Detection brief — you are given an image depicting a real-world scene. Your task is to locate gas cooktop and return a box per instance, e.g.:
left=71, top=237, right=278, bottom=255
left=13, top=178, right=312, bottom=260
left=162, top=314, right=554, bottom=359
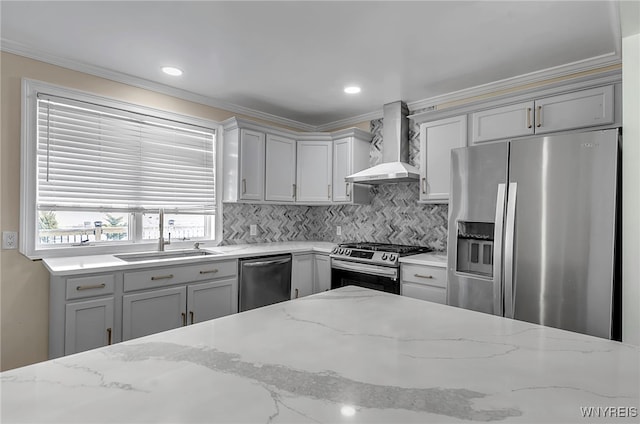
left=330, top=242, right=430, bottom=267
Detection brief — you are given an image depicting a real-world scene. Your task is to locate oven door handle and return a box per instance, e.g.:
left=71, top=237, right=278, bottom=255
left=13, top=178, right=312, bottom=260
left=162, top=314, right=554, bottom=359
left=331, top=260, right=398, bottom=279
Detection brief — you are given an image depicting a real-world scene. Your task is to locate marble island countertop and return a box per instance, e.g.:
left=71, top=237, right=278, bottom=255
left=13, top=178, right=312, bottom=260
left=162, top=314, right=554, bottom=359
left=42, top=241, right=337, bottom=276
left=2, top=286, right=638, bottom=423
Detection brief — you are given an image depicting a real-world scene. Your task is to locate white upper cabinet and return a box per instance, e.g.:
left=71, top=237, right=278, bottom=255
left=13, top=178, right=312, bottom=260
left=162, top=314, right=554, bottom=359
left=471, top=85, right=614, bottom=144
left=471, top=101, right=535, bottom=143
left=239, top=129, right=265, bottom=201
left=419, top=115, right=467, bottom=203
left=332, top=135, right=371, bottom=204
left=296, top=140, right=333, bottom=203
left=265, top=134, right=296, bottom=202
left=534, top=85, right=614, bottom=134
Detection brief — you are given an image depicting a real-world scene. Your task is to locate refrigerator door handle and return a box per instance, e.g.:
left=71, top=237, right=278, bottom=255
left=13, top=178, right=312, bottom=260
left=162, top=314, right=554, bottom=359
left=493, top=184, right=506, bottom=316
left=504, top=182, right=518, bottom=319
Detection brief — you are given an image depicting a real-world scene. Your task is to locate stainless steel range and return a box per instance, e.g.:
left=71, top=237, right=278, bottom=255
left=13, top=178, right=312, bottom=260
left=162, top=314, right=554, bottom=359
left=330, top=242, right=430, bottom=294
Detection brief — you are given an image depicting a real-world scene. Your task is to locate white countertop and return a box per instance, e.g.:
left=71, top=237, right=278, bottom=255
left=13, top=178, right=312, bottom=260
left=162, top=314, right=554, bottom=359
left=2, top=286, right=638, bottom=423
left=42, top=241, right=336, bottom=276
left=399, top=252, right=447, bottom=267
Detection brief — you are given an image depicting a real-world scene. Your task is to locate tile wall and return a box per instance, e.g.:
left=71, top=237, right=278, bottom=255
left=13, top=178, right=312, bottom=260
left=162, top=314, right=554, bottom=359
left=221, top=119, right=448, bottom=251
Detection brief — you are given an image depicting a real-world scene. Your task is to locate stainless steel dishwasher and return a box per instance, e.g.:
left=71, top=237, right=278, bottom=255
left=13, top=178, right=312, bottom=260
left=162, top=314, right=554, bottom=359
left=238, top=254, right=292, bottom=312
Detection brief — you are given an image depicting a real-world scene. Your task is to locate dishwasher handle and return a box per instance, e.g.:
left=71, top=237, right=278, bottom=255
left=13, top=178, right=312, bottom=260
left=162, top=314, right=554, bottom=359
left=242, top=257, right=292, bottom=268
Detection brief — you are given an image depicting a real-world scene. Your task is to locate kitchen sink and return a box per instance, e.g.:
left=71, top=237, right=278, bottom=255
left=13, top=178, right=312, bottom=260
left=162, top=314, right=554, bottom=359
left=115, top=249, right=219, bottom=262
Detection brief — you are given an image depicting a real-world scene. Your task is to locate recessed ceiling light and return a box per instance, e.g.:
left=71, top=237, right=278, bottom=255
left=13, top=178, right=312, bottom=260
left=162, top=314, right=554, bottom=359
left=162, top=66, right=183, bottom=76
left=344, top=86, right=361, bottom=94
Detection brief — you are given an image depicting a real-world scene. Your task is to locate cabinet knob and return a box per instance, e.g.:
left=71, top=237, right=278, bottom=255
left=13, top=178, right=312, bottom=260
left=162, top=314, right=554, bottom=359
left=526, top=107, right=532, bottom=129
left=190, top=311, right=194, bottom=324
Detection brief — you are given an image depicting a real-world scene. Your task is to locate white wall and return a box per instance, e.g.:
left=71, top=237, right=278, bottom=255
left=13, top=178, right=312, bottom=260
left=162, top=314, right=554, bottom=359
left=622, top=33, right=640, bottom=345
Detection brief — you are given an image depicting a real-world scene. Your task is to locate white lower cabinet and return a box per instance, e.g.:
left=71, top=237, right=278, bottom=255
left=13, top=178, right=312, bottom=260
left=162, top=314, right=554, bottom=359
left=187, top=279, right=237, bottom=324
left=64, top=297, right=114, bottom=355
left=291, top=253, right=314, bottom=299
left=123, top=286, right=187, bottom=340
left=291, top=252, right=332, bottom=299
left=401, top=263, right=447, bottom=304
left=122, top=277, right=238, bottom=341
left=314, top=253, right=331, bottom=293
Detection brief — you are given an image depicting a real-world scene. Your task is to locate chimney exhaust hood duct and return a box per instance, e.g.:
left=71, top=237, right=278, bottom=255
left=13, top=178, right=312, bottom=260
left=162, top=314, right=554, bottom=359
left=345, top=101, right=419, bottom=184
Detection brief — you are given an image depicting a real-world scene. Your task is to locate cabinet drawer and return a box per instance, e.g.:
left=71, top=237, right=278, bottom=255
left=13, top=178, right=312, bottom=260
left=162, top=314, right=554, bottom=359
left=402, top=282, right=446, bottom=305
left=401, top=264, right=447, bottom=288
left=66, top=275, right=115, bottom=300
left=124, top=260, right=237, bottom=292
left=182, top=260, right=237, bottom=283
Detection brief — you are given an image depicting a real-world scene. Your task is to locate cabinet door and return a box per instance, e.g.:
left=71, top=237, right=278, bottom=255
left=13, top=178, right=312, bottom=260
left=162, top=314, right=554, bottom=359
left=419, top=115, right=467, bottom=203
left=65, top=298, right=114, bottom=355
left=187, top=278, right=238, bottom=324
left=122, top=286, right=187, bottom=341
left=291, top=254, right=314, bottom=299
left=471, top=101, right=535, bottom=144
left=534, top=85, right=614, bottom=134
left=332, top=137, right=352, bottom=202
left=401, top=282, right=447, bottom=305
left=313, top=254, right=331, bottom=293
left=239, top=129, right=265, bottom=201
left=296, top=141, right=332, bottom=202
left=265, top=134, right=296, bottom=202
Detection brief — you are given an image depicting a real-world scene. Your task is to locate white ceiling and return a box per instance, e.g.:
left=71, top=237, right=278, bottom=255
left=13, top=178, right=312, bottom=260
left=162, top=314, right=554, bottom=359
left=0, top=1, right=621, bottom=130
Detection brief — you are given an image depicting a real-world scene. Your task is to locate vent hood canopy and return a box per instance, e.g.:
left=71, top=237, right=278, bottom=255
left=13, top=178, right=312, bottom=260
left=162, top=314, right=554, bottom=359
left=345, top=101, right=419, bottom=185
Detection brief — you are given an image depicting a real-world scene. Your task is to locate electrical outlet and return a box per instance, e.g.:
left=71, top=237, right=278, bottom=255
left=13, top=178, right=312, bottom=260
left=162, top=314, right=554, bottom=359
left=250, top=224, right=257, bottom=236
left=336, top=226, right=342, bottom=236
left=2, top=231, right=18, bottom=250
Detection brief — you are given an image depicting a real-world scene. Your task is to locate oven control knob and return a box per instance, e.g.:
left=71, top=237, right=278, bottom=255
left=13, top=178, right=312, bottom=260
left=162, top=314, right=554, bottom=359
left=381, top=253, right=388, bottom=260
left=346, top=249, right=352, bottom=255
left=340, top=248, right=346, bottom=254
left=332, top=247, right=337, bottom=254
left=389, top=254, right=396, bottom=261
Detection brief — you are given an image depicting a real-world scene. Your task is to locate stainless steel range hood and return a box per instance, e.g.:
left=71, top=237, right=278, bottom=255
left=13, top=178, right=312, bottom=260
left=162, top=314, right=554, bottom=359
left=345, top=101, right=419, bottom=184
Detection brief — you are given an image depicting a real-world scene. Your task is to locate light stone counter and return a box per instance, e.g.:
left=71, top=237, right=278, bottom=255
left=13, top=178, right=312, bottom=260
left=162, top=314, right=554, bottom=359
left=2, top=286, right=638, bottom=423
left=399, top=252, right=448, bottom=267
left=43, top=241, right=336, bottom=276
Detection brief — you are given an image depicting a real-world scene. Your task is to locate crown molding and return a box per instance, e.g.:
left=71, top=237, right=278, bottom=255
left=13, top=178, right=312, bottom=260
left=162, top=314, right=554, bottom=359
left=2, top=38, right=622, bottom=133
left=1, top=39, right=317, bottom=132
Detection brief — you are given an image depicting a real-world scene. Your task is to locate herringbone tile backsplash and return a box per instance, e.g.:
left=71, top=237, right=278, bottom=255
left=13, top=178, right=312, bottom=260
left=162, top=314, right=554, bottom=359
left=220, top=118, right=448, bottom=251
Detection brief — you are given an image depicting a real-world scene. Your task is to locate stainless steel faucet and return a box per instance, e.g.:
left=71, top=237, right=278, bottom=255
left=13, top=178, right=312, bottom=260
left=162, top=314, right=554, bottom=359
left=158, top=208, right=170, bottom=251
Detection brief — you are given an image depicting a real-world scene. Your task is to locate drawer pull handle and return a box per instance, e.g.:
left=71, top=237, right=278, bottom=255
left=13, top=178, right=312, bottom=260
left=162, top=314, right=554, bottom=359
left=76, top=283, right=106, bottom=291
left=181, top=312, right=187, bottom=326
left=190, top=311, right=194, bottom=324
left=295, top=288, right=299, bottom=298
left=151, top=274, right=174, bottom=281
left=526, top=107, right=532, bottom=129
left=199, top=269, right=219, bottom=274
left=536, top=106, right=542, bottom=128
left=107, top=328, right=112, bottom=345
left=414, top=274, right=434, bottom=279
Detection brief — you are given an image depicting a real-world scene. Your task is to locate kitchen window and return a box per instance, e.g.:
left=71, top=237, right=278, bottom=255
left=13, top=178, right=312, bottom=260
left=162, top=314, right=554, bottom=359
left=20, top=79, right=222, bottom=259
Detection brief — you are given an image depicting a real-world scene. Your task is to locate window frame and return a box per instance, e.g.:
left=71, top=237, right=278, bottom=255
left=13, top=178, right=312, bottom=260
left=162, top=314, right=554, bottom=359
left=20, top=78, right=223, bottom=259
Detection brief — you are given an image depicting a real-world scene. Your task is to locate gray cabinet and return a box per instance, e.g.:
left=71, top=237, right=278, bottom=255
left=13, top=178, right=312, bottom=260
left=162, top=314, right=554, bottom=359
left=265, top=134, right=296, bottom=202
left=291, top=253, right=314, bottom=299
left=64, top=297, right=114, bottom=355
left=332, top=135, right=371, bottom=204
left=122, top=286, right=187, bottom=340
left=419, top=115, right=467, bottom=203
left=187, top=279, right=238, bottom=324
left=401, top=263, right=447, bottom=304
left=313, top=253, right=331, bottom=293
left=471, top=85, right=615, bottom=144
left=296, top=141, right=333, bottom=203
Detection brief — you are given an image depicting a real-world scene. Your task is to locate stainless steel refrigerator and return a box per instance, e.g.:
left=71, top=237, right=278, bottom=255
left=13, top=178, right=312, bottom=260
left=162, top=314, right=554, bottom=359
left=447, top=129, right=619, bottom=339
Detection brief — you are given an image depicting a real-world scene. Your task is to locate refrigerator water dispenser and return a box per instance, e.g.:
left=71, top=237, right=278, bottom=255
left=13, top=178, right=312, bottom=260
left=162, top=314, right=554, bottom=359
left=456, top=221, right=494, bottom=277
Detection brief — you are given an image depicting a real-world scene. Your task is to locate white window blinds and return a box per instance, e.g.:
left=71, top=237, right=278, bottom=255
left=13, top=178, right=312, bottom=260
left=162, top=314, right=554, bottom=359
left=36, top=94, right=216, bottom=213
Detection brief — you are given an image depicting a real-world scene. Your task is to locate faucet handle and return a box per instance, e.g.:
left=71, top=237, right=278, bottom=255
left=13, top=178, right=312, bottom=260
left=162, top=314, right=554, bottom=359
left=194, top=242, right=204, bottom=249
